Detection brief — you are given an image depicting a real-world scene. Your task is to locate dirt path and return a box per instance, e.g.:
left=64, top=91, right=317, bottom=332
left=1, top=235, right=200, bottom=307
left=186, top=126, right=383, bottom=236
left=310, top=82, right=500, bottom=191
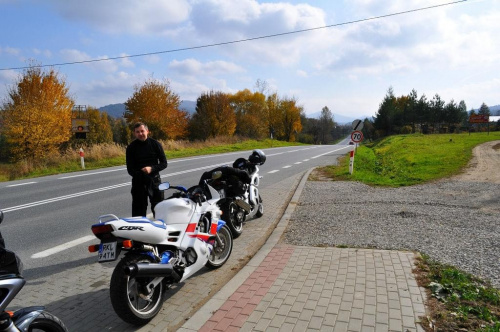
left=453, top=140, right=500, bottom=184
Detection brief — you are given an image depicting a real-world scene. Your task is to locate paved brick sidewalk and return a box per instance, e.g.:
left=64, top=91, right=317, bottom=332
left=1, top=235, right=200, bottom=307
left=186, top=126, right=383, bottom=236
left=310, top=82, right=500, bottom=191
left=179, top=169, right=428, bottom=332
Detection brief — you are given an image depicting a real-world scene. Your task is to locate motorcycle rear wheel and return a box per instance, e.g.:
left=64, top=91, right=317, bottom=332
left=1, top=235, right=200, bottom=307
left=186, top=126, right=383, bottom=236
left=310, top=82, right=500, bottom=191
left=221, top=201, right=244, bottom=238
left=255, top=195, right=264, bottom=218
left=206, top=225, right=233, bottom=269
left=110, top=254, right=165, bottom=326
left=25, top=311, right=68, bottom=332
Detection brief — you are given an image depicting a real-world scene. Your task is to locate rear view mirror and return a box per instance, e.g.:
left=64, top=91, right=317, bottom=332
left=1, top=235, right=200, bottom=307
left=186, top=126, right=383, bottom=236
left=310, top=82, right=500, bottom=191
left=158, top=183, right=170, bottom=191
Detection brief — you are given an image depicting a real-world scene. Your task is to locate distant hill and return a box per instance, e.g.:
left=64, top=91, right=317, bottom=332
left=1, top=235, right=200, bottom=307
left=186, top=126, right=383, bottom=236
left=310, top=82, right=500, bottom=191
left=99, top=100, right=197, bottom=118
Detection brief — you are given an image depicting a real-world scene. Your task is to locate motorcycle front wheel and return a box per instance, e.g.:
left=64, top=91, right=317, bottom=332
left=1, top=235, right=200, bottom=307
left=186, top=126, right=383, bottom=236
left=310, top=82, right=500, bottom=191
left=23, top=311, right=68, bottom=332
left=110, top=254, right=165, bottom=326
left=221, top=201, right=244, bottom=238
left=206, top=225, right=233, bottom=269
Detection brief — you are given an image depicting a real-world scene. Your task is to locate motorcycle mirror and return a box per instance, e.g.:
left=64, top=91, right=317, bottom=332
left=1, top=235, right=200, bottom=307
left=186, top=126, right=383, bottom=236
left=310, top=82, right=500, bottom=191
left=158, top=183, right=170, bottom=191
left=0, top=210, right=3, bottom=224
left=212, top=171, right=222, bottom=180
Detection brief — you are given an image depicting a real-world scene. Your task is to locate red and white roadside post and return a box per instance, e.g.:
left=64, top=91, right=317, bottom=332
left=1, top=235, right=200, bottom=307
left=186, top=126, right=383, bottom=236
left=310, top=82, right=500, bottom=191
left=349, top=150, right=355, bottom=174
left=79, top=148, right=85, bottom=169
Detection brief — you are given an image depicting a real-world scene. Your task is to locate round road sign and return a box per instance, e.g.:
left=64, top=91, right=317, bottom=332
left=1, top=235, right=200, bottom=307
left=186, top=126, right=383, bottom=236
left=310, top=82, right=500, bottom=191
left=351, top=130, right=364, bottom=143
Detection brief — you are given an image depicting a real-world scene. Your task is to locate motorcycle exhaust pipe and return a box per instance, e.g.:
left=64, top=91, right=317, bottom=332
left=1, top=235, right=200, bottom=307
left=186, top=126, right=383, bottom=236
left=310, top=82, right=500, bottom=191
left=124, top=263, right=181, bottom=282
left=235, top=199, right=251, bottom=213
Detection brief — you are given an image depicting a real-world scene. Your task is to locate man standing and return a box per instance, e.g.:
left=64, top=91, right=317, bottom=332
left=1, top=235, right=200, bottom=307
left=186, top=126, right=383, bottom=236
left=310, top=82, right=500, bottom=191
left=126, top=122, right=167, bottom=217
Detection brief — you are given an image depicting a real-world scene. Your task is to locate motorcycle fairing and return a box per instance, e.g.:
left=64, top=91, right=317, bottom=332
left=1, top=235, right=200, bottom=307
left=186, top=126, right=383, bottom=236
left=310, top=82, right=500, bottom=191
left=122, top=217, right=166, bottom=229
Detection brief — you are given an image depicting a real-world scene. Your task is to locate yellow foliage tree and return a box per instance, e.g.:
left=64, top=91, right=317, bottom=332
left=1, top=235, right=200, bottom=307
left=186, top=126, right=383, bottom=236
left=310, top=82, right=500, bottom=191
left=280, top=97, right=303, bottom=142
left=83, top=107, right=113, bottom=144
left=266, top=93, right=303, bottom=142
left=124, top=78, right=188, bottom=140
left=230, top=89, right=267, bottom=139
left=189, top=90, right=236, bottom=140
left=2, top=66, right=74, bottom=162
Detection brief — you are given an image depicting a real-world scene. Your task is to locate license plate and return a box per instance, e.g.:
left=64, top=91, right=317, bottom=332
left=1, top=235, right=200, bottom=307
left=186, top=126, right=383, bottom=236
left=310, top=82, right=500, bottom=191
left=98, top=242, right=117, bottom=262
left=218, top=189, right=225, bottom=198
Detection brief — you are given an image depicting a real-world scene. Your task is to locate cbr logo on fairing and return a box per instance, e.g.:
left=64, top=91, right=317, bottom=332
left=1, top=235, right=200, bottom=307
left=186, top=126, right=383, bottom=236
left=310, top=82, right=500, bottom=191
left=118, top=226, right=145, bottom=231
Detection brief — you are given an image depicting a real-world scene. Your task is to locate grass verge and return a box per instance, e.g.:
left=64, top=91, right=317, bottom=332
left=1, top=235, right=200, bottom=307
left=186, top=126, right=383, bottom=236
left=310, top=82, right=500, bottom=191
left=314, top=132, right=500, bottom=331
left=322, top=132, right=500, bottom=186
left=0, top=138, right=302, bottom=182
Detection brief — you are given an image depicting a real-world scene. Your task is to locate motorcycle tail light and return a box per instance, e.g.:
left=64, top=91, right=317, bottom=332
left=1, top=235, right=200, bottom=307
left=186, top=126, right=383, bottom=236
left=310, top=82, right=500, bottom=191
left=92, top=224, right=113, bottom=236
left=88, top=244, right=99, bottom=252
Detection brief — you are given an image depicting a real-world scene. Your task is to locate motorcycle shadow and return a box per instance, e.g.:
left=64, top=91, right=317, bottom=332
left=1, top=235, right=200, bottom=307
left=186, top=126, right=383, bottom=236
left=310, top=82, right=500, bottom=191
left=11, top=257, right=192, bottom=331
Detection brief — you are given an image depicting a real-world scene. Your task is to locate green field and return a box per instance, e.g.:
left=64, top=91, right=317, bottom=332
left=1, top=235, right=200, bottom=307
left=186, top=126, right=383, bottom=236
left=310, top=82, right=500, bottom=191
left=324, top=132, right=500, bottom=186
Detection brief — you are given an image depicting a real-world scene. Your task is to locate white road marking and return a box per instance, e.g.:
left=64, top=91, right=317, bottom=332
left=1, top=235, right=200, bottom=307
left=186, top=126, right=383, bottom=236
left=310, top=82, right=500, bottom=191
left=311, top=146, right=350, bottom=159
left=283, top=165, right=291, bottom=168
left=294, top=162, right=302, bottom=164
left=31, top=235, right=96, bottom=259
left=59, top=168, right=126, bottom=179
left=268, top=170, right=279, bottom=173
left=3, top=162, right=229, bottom=213
left=6, top=182, right=37, bottom=187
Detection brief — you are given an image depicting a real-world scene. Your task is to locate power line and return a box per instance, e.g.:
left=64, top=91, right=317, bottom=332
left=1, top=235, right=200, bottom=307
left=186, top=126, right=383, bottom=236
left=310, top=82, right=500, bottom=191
left=0, top=0, right=467, bottom=71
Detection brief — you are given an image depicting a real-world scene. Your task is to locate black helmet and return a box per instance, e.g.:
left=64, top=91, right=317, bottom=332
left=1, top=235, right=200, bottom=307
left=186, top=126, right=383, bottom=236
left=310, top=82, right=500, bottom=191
left=248, top=149, right=266, bottom=165
left=233, top=157, right=247, bottom=169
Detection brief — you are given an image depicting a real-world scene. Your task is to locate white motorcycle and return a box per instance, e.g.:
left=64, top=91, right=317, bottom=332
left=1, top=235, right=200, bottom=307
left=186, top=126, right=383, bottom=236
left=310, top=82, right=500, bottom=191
left=88, top=180, right=233, bottom=326
left=0, top=210, right=68, bottom=332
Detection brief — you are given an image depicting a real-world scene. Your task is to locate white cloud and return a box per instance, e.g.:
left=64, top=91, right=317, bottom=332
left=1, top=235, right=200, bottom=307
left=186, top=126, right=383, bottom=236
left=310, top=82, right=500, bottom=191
left=48, top=0, right=191, bottom=34
left=168, top=58, right=245, bottom=77
left=2, top=46, right=21, bottom=56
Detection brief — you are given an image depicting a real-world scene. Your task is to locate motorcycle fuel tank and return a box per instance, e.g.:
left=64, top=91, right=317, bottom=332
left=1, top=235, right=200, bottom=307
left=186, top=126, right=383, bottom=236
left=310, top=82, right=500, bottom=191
left=154, top=197, right=196, bottom=225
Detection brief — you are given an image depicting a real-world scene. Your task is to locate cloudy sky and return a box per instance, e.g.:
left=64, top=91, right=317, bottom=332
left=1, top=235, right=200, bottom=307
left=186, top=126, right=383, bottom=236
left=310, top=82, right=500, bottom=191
left=0, top=0, right=498, bottom=121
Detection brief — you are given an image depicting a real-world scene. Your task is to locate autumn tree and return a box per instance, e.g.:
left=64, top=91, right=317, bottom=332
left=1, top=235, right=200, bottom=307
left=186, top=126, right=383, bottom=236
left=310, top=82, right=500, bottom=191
left=124, top=78, right=189, bottom=140
left=2, top=65, right=74, bottom=162
left=266, top=93, right=284, bottom=140
left=230, top=89, right=267, bottom=139
left=280, top=97, right=303, bottom=142
left=78, top=107, right=113, bottom=144
left=188, top=90, right=236, bottom=140
left=111, top=117, right=131, bottom=145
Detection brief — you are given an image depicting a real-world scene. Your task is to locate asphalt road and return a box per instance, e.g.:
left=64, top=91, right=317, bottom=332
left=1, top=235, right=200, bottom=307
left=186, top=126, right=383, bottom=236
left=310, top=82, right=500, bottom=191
left=0, top=141, right=353, bottom=279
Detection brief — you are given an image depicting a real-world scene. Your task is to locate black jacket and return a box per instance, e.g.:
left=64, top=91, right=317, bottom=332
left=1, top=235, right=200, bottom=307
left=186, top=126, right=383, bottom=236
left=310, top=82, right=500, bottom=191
left=126, top=138, right=167, bottom=179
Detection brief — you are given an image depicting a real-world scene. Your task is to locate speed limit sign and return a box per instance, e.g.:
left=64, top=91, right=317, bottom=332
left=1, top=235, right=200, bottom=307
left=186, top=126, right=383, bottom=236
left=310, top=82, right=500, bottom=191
left=351, top=130, right=364, bottom=143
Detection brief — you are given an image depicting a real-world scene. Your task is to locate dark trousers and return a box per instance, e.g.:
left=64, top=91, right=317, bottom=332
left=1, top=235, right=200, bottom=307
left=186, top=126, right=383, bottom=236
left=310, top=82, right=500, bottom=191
left=131, top=176, right=162, bottom=217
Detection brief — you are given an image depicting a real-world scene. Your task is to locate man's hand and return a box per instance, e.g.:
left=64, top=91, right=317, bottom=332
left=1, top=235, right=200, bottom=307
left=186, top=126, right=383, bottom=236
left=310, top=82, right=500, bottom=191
left=141, top=166, right=152, bottom=174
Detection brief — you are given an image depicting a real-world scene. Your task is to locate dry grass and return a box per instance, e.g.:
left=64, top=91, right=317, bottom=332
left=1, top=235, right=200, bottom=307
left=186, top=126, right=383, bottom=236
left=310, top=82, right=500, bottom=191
left=0, top=136, right=295, bottom=181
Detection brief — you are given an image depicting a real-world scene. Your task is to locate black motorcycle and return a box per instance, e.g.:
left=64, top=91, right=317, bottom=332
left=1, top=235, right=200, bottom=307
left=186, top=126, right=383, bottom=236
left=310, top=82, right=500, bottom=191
left=0, top=210, right=68, bottom=332
left=199, top=149, right=266, bottom=239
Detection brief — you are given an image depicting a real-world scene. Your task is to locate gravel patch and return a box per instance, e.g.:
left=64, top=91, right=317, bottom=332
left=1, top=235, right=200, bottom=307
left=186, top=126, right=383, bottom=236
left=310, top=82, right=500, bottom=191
left=284, top=170, right=500, bottom=288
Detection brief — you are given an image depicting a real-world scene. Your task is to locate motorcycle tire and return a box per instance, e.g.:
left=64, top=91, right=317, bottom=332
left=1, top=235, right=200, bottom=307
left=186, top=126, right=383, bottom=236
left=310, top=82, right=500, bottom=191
left=255, top=195, right=264, bottom=218
left=221, top=201, right=244, bottom=239
left=25, top=311, right=68, bottom=332
left=110, top=254, right=165, bottom=326
left=206, top=224, right=233, bottom=269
